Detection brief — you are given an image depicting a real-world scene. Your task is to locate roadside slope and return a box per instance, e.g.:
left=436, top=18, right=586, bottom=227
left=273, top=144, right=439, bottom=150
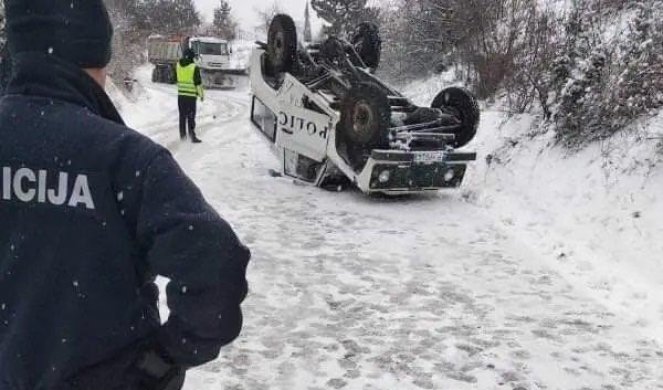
left=405, top=76, right=663, bottom=344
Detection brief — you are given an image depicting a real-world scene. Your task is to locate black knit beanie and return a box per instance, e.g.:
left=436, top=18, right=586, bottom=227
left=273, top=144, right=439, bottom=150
left=5, top=0, right=114, bottom=68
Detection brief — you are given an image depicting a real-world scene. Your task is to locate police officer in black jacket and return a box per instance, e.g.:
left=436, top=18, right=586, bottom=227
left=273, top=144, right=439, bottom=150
left=0, top=1, right=250, bottom=389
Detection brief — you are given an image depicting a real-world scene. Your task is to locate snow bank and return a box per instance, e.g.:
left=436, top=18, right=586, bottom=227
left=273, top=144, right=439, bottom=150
left=404, top=73, right=663, bottom=343
left=228, top=39, right=254, bottom=72
left=105, top=77, right=132, bottom=113
left=476, top=113, right=662, bottom=342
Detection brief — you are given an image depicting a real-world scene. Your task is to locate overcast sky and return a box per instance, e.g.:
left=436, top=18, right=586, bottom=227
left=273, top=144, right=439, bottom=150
left=194, top=0, right=322, bottom=33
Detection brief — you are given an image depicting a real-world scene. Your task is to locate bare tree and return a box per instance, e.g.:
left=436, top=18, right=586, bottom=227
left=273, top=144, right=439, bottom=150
left=255, top=1, right=283, bottom=35
left=212, top=0, right=238, bottom=40
left=311, top=0, right=380, bottom=36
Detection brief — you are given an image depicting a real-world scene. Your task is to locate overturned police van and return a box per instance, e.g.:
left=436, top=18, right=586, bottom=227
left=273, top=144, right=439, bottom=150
left=250, top=14, right=480, bottom=195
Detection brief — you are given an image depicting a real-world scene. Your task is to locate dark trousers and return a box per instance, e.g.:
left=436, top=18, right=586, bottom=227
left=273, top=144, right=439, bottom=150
left=178, top=95, right=197, bottom=140
left=63, top=338, right=186, bottom=390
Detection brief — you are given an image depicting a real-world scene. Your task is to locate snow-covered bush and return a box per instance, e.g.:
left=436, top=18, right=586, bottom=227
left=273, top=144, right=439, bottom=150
left=610, top=2, right=663, bottom=128
left=554, top=46, right=611, bottom=142
left=552, top=0, right=663, bottom=145
left=377, top=0, right=452, bottom=86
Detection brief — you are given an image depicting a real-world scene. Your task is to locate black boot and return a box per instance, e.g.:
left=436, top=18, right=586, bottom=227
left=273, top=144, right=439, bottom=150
left=190, top=129, right=202, bottom=143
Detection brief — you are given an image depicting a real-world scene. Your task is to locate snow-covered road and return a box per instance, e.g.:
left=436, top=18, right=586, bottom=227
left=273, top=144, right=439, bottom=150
left=117, top=71, right=663, bottom=390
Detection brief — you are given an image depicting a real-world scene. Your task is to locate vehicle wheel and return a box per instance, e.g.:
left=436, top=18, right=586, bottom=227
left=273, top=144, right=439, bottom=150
left=352, top=22, right=381, bottom=70
left=268, top=14, right=298, bottom=74
left=169, top=65, right=178, bottom=84
left=151, top=67, right=158, bottom=83
left=340, top=82, right=390, bottom=155
left=432, top=87, right=480, bottom=148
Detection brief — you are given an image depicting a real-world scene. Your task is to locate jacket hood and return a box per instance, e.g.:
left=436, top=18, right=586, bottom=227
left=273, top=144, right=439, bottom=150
left=179, top=57, right=195, bottom=67
left=5, top=52, right=124, bottom=125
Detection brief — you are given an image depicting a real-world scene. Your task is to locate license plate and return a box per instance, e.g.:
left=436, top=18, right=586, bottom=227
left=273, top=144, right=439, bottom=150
left=413, top=151, right=446, bottom=163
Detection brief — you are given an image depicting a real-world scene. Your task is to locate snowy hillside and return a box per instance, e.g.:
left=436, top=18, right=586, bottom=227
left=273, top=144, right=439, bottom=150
left=405, top=73, right=663, bottom=345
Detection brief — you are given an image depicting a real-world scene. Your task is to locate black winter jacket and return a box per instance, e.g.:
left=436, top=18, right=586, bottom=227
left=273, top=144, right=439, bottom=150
left=0, top=52, right=250, bottom=390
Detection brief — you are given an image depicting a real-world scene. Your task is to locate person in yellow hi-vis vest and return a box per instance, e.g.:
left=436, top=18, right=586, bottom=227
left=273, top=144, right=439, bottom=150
left=176, top=48, right=204, bottom=143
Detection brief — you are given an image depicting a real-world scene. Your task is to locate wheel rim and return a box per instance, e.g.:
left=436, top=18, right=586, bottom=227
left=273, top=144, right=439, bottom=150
left=352, top=101, right=375, bottom=139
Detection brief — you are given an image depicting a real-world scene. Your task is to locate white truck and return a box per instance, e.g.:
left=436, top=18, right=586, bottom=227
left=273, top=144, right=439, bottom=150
left=148, top=35, right=246, bottom=89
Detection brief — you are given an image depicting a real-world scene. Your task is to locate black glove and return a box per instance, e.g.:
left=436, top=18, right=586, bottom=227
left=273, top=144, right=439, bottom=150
left=136, top=349, right=186, bottom=390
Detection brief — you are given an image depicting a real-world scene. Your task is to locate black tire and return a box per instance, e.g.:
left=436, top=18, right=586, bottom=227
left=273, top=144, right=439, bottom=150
left=151, top=67, right=158, bottom=83
left=339, top=82, right=390, bottom=154
left=352, top=22, right=381, bottom=70
left=167, top=65, right=177, bottom=85
left=267, top=14, right=298, bottom=74
left=157, top=66, right=167, bottom=83
left=432, top=87, right=480, bottom=148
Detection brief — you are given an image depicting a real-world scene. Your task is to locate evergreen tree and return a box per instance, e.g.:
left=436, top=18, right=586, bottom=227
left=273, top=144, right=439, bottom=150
left=213, top=0, right=237, bottom=40
left=132, top=0, right=200, bottom=34
left=611, top=1, right=663, bottom=126
left=311, top=0, right=379, bottom=36
left=255, top=1, right=282, bottom=35
left=304, top=1, right=313, bottom=42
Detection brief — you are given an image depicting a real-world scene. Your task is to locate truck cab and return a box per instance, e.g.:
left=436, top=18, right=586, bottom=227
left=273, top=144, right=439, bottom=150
left=189, top=37, right=231, bottom=73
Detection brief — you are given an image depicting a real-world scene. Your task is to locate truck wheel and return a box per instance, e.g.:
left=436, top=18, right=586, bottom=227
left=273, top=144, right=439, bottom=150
left=339, top=83, right=390, bottom=170
left=151, top=67, right=158, bottom=83
left=432, top=87, right=480, bottom=148
left=268, top=14, right=297, bottom=74
left=167, top=65, right=177, bottom=85
left=352, top=22, right=381, bottom=70
left=215, top=72, right=230, bottom=87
